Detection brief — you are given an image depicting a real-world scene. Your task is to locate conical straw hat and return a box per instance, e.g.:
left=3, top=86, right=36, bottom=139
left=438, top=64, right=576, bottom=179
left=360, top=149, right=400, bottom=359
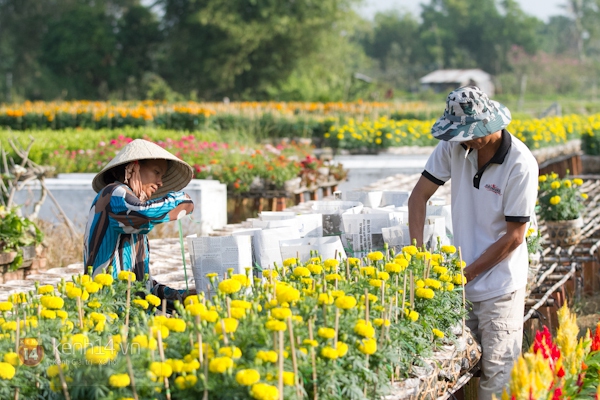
left=92, top=139, right=193, bottom=199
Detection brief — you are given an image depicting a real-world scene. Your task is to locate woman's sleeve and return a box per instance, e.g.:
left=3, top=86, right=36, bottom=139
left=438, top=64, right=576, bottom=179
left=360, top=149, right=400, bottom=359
left=108, top=185, right=194, bottom=234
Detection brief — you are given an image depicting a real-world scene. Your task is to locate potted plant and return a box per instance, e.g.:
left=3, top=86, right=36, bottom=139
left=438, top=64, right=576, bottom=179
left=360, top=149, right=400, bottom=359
left=0, top=206, right=44, bottom=271
left=526, top=226, right=543, bottom=293
left=536, top=173, right=588, bottom=247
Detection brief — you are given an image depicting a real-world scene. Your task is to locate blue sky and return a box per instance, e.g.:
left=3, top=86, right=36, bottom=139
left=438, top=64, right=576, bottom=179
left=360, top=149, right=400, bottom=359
left=356, top=0, right=567, bottom=22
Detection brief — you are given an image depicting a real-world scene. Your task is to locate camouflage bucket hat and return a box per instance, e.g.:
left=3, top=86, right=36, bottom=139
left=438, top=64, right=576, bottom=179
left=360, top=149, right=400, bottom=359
left=431, top=86, right=512, bottom=142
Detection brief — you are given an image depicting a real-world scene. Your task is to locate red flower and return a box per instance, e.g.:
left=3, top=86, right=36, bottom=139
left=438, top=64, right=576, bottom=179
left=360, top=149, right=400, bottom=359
left=533, top=326, right=561, bottom=365
left=552, top=387, right=563, bottom=400
left=592, top=322, right=600, bottom=352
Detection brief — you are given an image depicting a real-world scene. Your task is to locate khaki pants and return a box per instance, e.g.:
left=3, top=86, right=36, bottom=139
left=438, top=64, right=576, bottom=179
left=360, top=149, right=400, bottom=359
left=465, top=287, right=525, bottom=400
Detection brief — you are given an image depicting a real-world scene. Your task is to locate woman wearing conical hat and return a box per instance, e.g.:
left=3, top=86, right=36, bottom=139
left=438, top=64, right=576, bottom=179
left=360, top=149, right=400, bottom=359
left=84, top=139, right=195, bottom=304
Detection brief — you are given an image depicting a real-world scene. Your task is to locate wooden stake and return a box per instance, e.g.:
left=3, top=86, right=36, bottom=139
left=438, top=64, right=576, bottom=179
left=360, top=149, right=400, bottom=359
left=458, top=247, right=467, bottom=336
left=125, top=277, right=131, bottom=330
left=334, top=309, right=340, bottom=347
left=77, top=297, right=83, bottom=329
left=409, top=271, right=414, bottom=310
left=162, top=298, right=167, bottom=315
left=278, top=330, right=284, bottom=400
left=395, top=274, right=399, bottom=324
left=364, top=288, right=370, bottom=323
left=157, top=330, right=171, bottom=400
left=308, top=319, right=318, bottom=400
left=220, top=319, right=229, bottom=345
left=51, top=338, right=71, bottom=400
left=226, top=297, right=231, bottom=319
left=287, top=317, right=301, bottom=399
left=401, top=273, right=407, bottom=319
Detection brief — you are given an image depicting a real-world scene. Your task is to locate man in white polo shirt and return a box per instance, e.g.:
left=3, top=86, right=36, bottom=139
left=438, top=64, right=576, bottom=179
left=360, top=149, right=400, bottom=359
left=408, top=86, right=538, bottom=400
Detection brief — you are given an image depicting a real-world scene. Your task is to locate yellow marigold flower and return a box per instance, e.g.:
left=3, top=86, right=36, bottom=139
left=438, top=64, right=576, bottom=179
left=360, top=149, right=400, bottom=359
left=293, top=267, right=311, bottom=277
left=424, top=278, right=442, bottom=289
left=150, top=361, right=173, bottom=378
left=84, top=282, right=101, bottom=294
left=41, top=309, right=56, bottom=319
left=539, top=175, right=547, bottom=182
left=117, top=271, right=136, bottom=282
left=232, top=273, right=251, bottom=287
left=88, top=300, right=101, bottom=309
left=66, top=287, right=82, bottom=299
left=109, top=373, right=130, bottom=388
left=453, top=274, right=467, bottom=285
left=283, top=258, right=298, bottom=267
left=384, top=262, right=402, bottom=273
left=283, top=371, right=295, bottom=386
left=433, top=266, right=448, bottom=275
left=231, top=300, right=251, bottom=309
left=303, top=339, right=318, bottom=347
left=441, top=245, right=456, bottom=254
left=236, top=369, right=261, bottom=386
left=336, top=341, right=349, bottom=357
left=146, top=294, right=161, bottom=307
left=271, top=307, right=292, bottom=320
left=0, top=362, right=16, bottom=380
left=416, top=287, right=435, bottom=299
left=367, top=251, right=384, bottom=261
left=209, top=357, right=234, bottom=374
left=85, top=346, right=117, bottom=365
left=250, top=383, right=279, bottom=400
left=0, top=302, right=12, bottom=312
left=301, top=277, right=313, bottom=285
left=184, top=294, right=200, bottom=305
left=431, top=254, right=443, bottom=262
left=256, top=350, right=278, bottom=363
left=133, top=299, right=149, bottom=310
left=374, top=318, right=391, bottom=327
left=263, top=269, right=278, bottom=279
left=230, top=307, right=246, bottom=319
left=573, top=178, right=583, bottom=186
left=47, top=364, right=67, bottom=378
left=200, top=310, right=219, bottom=323
left=70, top=333, right=90, bottom=349
left=358, top=338, right=377, bottom=355
left=94, top=274, right=114, bottom=286
left=275, top=285, right=300, bottom=304
left=348, top=257, right=360, bottom=266
left=377, top=271, right=390, bottom=281
left=216, top=318, right=239, bottom=334
left=131, top=334, right=157, bottom=351
left=445, top=282, right=455, bottom=291
left=354, top=319, right=375, bottom=338
left=325, top=273, right=343, bottom=282
left=551, top=181, right=561, bottom=189
left=89, top=312, right=106, bottom=323
left=219, top=346, right=242, bottom=359
left=41, top=296, right=64, bottom=310
left=360, top=293, right=378, bottom=304
left=320, top=346, right=338, bottom=360
left=3, top=352, right=18, bottom=367
left=335, top=295, right=357, bottom=310
left=38, top=285, right=54, bottom=295
left=323, top=259, right=339, bottom=271
left=415, top=279, right=425, bottom=288
left=9, top=293, right=26, bottom=304
left=405, top=309, right=419, bottom=321
left=416, top=251, right=431, bottom=260
left=369, top=279, right=383, bottom=288
left=166, top=359, right=184, bottom=373
left=317, top=327, right=336, bottom=339
left=402, top=245, right=418, bottom=255
left=549, top=195, right=561, bottom=205
left=360, top=266, right=376, bottom=276
left=265, top=320, right=286, bottom=331
left=306, top=264, right=323, bottom=274
left=432, top=329, right=445, bottom=339
left=439, top=274, right=452, bottom=282
left=582, top=193, right=589, bottom=199
left=218, top=279, right=242, bottom=294
left=206, top=272, right=219, bottom=279
left=165, top=318, right=186, bottom=332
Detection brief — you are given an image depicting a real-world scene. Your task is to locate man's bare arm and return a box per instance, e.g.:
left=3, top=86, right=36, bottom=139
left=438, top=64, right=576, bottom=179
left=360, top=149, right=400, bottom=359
left=408, top=176, right=440, bottom=247
left=463, top=221, right=527, bottom=282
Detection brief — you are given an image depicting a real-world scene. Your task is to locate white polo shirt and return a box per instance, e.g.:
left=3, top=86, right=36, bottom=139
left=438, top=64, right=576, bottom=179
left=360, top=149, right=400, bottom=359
left=423, top=130, right=538, bottom=302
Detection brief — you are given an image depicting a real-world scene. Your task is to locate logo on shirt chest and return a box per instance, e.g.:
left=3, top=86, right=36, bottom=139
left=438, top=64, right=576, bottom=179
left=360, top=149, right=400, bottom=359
left=484, top=183, right=502, bottom=195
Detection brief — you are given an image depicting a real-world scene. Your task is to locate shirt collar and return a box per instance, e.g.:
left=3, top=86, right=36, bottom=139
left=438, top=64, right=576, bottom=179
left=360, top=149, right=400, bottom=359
left=460, top=129, right=511, bottom=164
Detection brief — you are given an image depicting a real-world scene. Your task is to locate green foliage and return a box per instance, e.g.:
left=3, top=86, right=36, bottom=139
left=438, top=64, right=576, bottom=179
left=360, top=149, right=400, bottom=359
left=0, top=206, right=44, bottom=271
left=536, top=174, right=587, bottom=221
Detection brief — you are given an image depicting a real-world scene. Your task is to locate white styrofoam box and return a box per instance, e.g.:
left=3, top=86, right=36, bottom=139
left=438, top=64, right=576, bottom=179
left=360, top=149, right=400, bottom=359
left=259, top=211, right=296, bottom=221
left=187, top=235, right=252, bottom=294
left=342, top=190, right=383, bottom=208
left=279, top=236, right=346, bottom=262
left=380, top=191, right=411, bottom=207
left=311, top=201, right=363, bottom=236
left=12, top=177, right=227, bottom=235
